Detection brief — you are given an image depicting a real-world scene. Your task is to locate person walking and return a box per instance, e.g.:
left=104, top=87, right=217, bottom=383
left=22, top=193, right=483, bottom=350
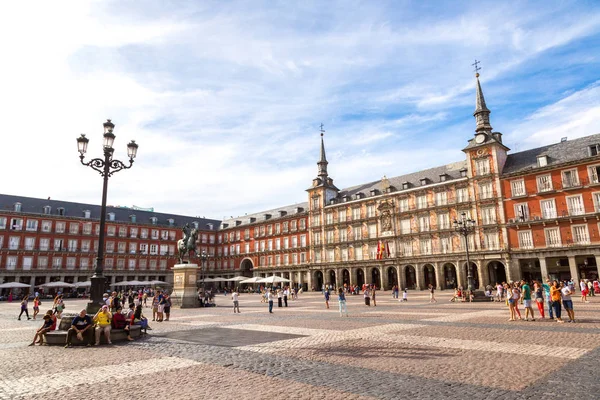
left=338, top=288, right=348, bottom=317
left=561, top=282, right=576, bottom=322
left=232, top=288, right=240, bottom=313
left=32, top=296, right=41, bottom=320
left=267, top=290, right=274, bottom=313
left=428, top=284, right=437, bottom=303
left=580, top=280, right=589, bottom=303
left=543, top=279, right=553, bottom=319
left=364, top=287, right=370, bottom=306
left=550, top=281, right=564, bottom=323
left=324, top=289, right=330, bottom=309
left=283, top=287, right=289, bottom=307
left=277, top=289, right=283, bottom=308
left=521, top=280, right=535, bottom=321
left=18, top=295, right=31, bottom=320
left=371, top=286, right=377, bottom=307
left=533, top=281, right=545, bottom=318
left=402, top=288, right=408, bottom=302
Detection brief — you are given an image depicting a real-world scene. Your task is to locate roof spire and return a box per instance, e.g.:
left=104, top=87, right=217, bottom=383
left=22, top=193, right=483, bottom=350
left=472, top=60, right=492, bottom=134
left=318, top=123, right=328, bottom=179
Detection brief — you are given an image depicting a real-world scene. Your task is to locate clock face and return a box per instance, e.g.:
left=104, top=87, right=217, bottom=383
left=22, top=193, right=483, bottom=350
left=475, top=134, right=486, bottom=144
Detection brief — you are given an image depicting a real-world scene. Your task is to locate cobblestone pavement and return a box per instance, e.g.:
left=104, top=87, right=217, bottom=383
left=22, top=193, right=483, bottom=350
left=1, top=291, right=599, bottom=399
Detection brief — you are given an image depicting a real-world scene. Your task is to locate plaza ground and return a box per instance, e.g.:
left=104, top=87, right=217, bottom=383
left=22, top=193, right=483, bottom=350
left=1, top=291, right=599, bottom=399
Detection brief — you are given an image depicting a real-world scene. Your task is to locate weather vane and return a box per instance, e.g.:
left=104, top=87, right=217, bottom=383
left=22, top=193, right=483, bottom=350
left=472, top=59, right=481, bottom=75
left=320, top=123, right=325, bottom=137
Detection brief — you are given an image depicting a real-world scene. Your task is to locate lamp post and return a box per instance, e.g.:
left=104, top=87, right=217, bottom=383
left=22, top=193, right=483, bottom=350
left=199, top=250, right=209, bottom=305
left=77, top=120, right=138, bottom=313
left=453, top=212, right=476, bottom=293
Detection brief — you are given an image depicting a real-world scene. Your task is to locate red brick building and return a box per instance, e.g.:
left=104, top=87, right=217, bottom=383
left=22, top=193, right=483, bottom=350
left=0, top=194, right=219, bottom=292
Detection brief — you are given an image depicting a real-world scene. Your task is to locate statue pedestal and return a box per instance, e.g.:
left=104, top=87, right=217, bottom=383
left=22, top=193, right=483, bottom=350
left=171, top=263, right=199, bottom=308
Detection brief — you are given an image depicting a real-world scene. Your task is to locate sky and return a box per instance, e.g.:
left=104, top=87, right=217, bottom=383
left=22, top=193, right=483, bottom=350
left=1, top=0, right=599, bottom=220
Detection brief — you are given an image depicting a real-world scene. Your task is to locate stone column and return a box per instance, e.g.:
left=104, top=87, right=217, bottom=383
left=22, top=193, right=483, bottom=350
left=455, top=260, right=464, bottom=289
left=381, top=266, right=388, bottom=290
left=415, top=264, right=423, bottom=290
left=335, top=268, right=343, bottom=290
left=398, top=265, right=406, bottom=290
left=349, top=267, right=356, bottom=287
left=567, top=256, right=579, bottom=287
left=171, top=263, right=199, bottom=308
left=539, top=258, right=549, bottom=281
left=306, top=270, right=313, bottom=291
left=477, top=260, right=489, bottom=289
left=434, top=262, right=443, bottom=290
left=29, top=276, right=36, bottom=293
left=507, top=258, right=520, bottom=283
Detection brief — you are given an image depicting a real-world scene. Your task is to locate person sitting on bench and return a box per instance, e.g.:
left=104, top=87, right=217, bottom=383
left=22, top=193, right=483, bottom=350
left=111, top=306, right=133, bottom=341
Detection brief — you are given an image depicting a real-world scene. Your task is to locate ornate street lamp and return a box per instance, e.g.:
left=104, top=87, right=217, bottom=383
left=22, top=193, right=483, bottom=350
left=77, top=120, right=138, bottom=313
left=453, top=212, right=476, bottom=293
left=198, top=250, right=209, bottom=305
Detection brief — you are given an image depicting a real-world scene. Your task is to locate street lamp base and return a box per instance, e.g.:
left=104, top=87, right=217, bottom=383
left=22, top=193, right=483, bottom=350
left=86, top=275, right=107, bottom=314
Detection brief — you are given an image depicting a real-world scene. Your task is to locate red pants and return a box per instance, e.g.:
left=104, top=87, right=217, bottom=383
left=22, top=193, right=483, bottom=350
left=535, top=299, right=545, bottom=318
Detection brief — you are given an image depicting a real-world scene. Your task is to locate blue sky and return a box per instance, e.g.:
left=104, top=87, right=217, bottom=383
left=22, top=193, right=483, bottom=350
left=1, top=1, right=599, bottom=219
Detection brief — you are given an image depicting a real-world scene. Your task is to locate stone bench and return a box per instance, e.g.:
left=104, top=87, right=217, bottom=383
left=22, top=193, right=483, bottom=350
left=44, top=313, right=145, bottom=346
left=45, top=325, right=143, bottom=345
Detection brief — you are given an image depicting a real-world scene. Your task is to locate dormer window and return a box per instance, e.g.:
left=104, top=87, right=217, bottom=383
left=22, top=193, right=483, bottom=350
left=14, top=203, right=22, bottom=212
left=537, top=155, right=548, bottom=167
left=129, top=214, right=137, bottom=223
left=150, top=217, right=158, bottom=225
left=589, top=145, right=600, bottom=156
left=420, top=178, right=428, bottom=186
left=43, top=206, right=52, bottom=215
left=108, top=212, right=116, bottom=221
left=460, top=169, right=468, bottom=178
left=57, top=207, right=65, bottom=216
left=206, top=223, right=213, bottom=230
left=168, top=218, right=175, bottom=226
left=83, top=210, right=91, bottom=219
left=439, top=174, right=447, bottom=182
left=192, top=221, right=199, bottom=229
left=402, top=182, right=410, bottom=190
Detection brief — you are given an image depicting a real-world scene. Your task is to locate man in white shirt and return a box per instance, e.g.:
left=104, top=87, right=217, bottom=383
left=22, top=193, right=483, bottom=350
left=267, top=290, right=274, bottom=313
left=561, top=283, right=575, bottom=322
left=232, top=289, right=240, bottom=313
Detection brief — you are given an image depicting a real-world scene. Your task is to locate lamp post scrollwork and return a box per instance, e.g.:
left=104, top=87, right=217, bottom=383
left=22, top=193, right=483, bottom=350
left=453, top=212, right=476, bottom=294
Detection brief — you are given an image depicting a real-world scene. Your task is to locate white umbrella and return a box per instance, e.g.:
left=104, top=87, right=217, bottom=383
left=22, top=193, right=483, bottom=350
left=127, top=280, right=146, bottom=286
left=110, top=281, right=131, bottom=287
left=73, top=281, right=91, bottom=288
left=256, top=276, right=291, bottom=284
left=239, top=277, right=261, bottom=284
left=39, top=281, right=75, bottom=288
left=197, top=277, right=218, bottom=283
left=0, top=282, right=31, bottom=289
left=226, top=276, right=251, bottom=282
left=149, top=280, right=171, bottom=286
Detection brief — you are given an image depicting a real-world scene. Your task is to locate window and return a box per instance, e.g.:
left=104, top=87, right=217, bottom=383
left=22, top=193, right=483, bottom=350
left=26, top=220, right=38, bottom=231
left=105, top=258, right=114, bottom=268
left=161, top=230, right=169, bottom=240
left=402, top=182, right=410, bottom=190
left=418, top=216, right=430, bottom=232
left=479, top=182, right=493, bottom=199
left=460, top=169, right=468, bottom=178
left=82, top=240, right=90, bottom=252
left=511, top=179, right=526, bottom=197
left=299, top=219, right=306, bottom=230
left=313, top=233, right=320, bottom=246
left=326, top=212, right=333, bottom=224
left=399, top=198, right=409, bottom=212
left=282, top=222, right=288, bottom=232
left=0, top=217, right=6, bottom=229
left=326, top=250, right=334, bottom=263
left=14, top=203, right=22, bottom=212
left=593, top=192, right=600, bottom=213
left=540, top=199, right=557, bottom=219
left=117, top=259, right=125, bottom=269
left=400, top=241, right=413, bottom=256
left=435, top=192, right=447, bottom=206
left=82, top=223, right=92, bottom=234
left=475, top=159, right=490, bottom=175
left=368, top=224, right=377, bottom=238
left=400, top=219, right=411, bottom=234
left=0, top=236, right=3, bottom=250
left=117, top=226, right=126, bottom=237
left=118, top=242, right=127, bottom=254
left=338, top=209, right=346, bottom=222
left=588, top=165, right=600, bottom=184
left=536, top=174, right=553, bottom=192
left=284, top=254, right=290, bottom=265
left=106, top=241, right=114, bottom=253
left=68, top=239, right=78, bottom=252
left=53, top=239, right=64, bottom=251
left=300, top=234, right=306, bottom=247
left=589, top=144, right=600, bottom=156
left=38, top=257, right=48, bottom=268
left=52, top=257, right=63, bottom=269
left=39, top=238, right=49, bottom=251
left=54, top=222, right=65, bottom=233
left=355, top=246, right=363, bottom=261
left=43, top=206, right=52, bottom=214
left=84, top=210, right=91, bottom=219
left=566, top=195, right=585, bottom=216
left=440, top=236, right=452, bottom=254
left=366, top=205, right=375, bottom=218
left=537, top=156, right=548, bottom=167
left=10, top=218, right=23, bottom=231
left=562, top=169, right=579, bottom=188
left=352, top=208, right=361, bottom=220
left=481, top=207, right=496, bottom=225
left=267, top=239, right=273, bottom=250
left=106, top=226, right=116, bottom=236
left=291, top=220, right=297, bottom=231
left=151, top=229, right=159, bottom=239
left=339, top=229, right=347, bottom=242
left=438, top=213, right=450, bottom=230
left=420, top=238, right=432, bottom=255
left=341, top=248, right=348, bottom=261
left=129, top=227, right=138, bottom=238
left=150, top=244, right=158, bottom=255
left=456, top=188, right=469, bottom=203
left=140, top=229, right=148, bottom=239
left=139, top=259, right=147, bottom=270
left=81, top=258, right=89, bottom=269
left=292, top=236, right=298, bottom=248
left=128, top=259, right=136, bottom=270
left=6, top=256, right=17, bottom=270
left=416, top=195, right=427, bottom=209
left=260, top=241, right=265, bottom=251
left=352, top=226, right=362, bottom=240
left=572, top=225, right=590, bottom=244
left=66, top=257, right=76, bottom=269
left=9, top=237, right=20, bottom=250
left=139, top=243, right=148, bottom=254
left=515, top=203, right=530, bottom=222
left=518, top=231, right=534, bottom=249
left=108, top=213, right=115, bottom=221
left=484, top=232, right=499, bottom=250
left=69, top=223, right=79, bottom=234
left=274, top=225, right=279, bottom=235
left=545, top=227, right=561, bottom=247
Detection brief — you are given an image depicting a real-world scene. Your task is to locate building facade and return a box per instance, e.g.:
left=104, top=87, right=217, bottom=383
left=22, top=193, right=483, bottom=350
left=0, top=194, right=219, bottom=290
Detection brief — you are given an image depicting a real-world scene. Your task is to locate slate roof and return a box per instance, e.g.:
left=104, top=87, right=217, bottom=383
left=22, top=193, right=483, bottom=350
left=338, top=160, right=468, bottom=199
left=502, top=133, right=600, bottom=175
left=220, top=202, right=308, bottom=229
left=0, top=193, right=220, bottom=230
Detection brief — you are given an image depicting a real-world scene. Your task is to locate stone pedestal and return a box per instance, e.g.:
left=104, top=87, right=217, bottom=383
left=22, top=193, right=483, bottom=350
left=171, top=263, right=199, bottom=308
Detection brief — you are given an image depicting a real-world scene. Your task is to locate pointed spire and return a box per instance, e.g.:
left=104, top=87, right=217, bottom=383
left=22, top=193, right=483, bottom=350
left=317, top=123, right=328, bottom=179
left=473, top=72, right=492, bottom=134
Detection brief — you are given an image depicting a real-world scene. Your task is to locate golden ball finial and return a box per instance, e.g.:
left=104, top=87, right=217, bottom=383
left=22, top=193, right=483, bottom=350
left=475, top=72, right=480, bottom=78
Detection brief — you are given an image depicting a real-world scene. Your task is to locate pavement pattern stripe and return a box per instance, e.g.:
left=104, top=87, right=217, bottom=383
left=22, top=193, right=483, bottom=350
left=223, top=324, right=331, bottom=335
left=1, top=356, right=200, bottom=397
left=376, top=334, right=588, bottom=359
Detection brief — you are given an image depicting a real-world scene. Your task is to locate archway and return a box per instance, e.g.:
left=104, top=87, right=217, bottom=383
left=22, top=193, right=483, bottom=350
left=387, top=267, right=398, bottom=289
left=240, top=258, right=254, bottom=278
left=404, top=265, right=416, bottom=289
left=371, top=268, right=381, bottom=288
left=314, top=271, right=323, bottom=291
left=356, top=268, right=365, bottom=288
left=342, top=269, right=350, bottom=285
left=463, top=262, right=479, bottom=289
left=423, top=264, right=436, bottom=288
left=328, top=270, right=336, bottom=289
left=488, top=261, right=507, bottom=285
left=443, top=263, right=457, bottom=289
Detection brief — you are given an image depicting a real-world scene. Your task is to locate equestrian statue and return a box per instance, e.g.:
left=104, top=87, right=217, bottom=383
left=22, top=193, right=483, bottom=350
left=177, top=223, right=198, bottom=264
